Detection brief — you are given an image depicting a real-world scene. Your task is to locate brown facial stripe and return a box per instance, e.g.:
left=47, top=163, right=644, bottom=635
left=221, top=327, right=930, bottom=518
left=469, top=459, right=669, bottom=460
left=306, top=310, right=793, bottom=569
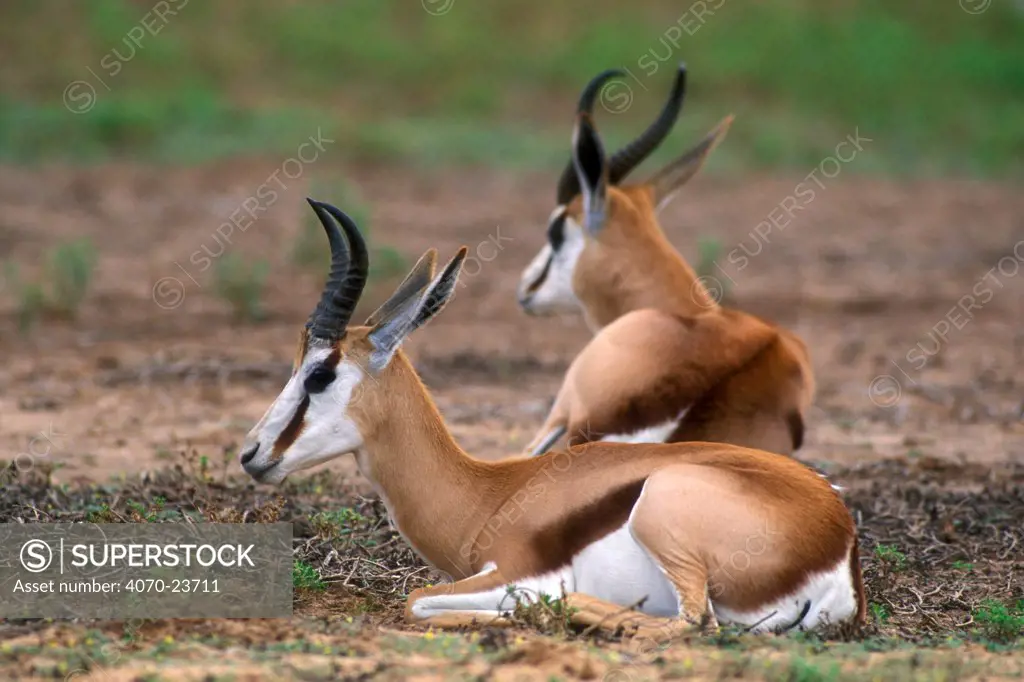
left=525, top=211, right=568, bottom=295
left=529, top=478, right=646, bottom=573
left=323, top=347, right=342, bottom=369
left=546, top=211, right=567, bottom=251
left=526, top=256, right=553, bottom=295
left=271, top=395, right=310, bottom=461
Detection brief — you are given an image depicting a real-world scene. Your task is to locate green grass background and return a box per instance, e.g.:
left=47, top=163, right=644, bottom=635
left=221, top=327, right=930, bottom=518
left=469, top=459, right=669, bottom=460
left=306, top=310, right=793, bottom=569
left=0, top=0, right=1021, bottom=177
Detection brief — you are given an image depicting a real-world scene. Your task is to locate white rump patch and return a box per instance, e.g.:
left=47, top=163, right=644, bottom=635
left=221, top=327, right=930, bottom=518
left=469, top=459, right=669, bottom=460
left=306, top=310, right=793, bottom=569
left=712, top=546, right=860, bottom=633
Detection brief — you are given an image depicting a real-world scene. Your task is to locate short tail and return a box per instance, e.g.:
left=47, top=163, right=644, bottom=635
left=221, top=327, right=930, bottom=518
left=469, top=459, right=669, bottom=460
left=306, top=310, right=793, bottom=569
left=849, top=533, right=867, bottom=624
left=779, top=600, right=812, bottom=633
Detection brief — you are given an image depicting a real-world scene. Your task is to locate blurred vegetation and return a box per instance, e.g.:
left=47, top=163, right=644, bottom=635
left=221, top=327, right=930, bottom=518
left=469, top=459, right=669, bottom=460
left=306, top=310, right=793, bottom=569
left=0, top=0, right=1021, bottom=177
left=5, top=238, right=98, bottom=331
left=213, top=252, right=270, bottom=322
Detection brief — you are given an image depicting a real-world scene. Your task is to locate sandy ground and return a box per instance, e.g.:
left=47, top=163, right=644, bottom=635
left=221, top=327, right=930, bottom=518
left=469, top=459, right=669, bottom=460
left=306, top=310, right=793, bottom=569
left=1, top=162, right=1021, bottom=486
left=1, top=161, right=1023, bottom=680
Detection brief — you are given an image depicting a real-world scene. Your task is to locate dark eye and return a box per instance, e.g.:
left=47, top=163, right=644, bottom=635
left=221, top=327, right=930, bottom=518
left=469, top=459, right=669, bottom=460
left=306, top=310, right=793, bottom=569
left=303, top=366, right=335, bottom=394
left=547, top=212, right=566, bottom=251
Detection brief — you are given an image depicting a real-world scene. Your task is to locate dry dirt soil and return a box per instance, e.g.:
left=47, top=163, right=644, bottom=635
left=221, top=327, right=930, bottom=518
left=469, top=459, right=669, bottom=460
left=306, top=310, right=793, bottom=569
left=0, top=161, right=1022, bottom=680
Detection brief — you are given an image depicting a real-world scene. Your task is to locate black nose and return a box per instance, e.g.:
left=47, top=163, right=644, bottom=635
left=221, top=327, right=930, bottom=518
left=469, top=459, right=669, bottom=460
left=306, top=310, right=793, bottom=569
left=239, top=443, right=259, bottom=465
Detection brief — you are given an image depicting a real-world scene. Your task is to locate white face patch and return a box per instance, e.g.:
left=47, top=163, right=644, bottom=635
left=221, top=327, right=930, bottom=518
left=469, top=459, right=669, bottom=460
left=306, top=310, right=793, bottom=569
left=517, top=208, right=587, bottom=316
left=239, top=345, right=365, bottom=484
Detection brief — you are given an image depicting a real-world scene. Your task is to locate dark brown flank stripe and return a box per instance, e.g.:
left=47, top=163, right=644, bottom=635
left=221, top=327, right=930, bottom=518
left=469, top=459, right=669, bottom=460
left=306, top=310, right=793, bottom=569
left=271, top=395, right=310, bottom=460
left=529, top=479, right=646, bottom=573
left=323, top=347, right=342, bottom=368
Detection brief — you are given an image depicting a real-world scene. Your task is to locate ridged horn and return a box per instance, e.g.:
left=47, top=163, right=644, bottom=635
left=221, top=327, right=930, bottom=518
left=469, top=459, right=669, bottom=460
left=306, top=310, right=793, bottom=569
left=304, top=198, right=369, bottom=341
left=555, top=68, right=626, bottom=204
left=607, top=62, right=688, bottom=185
left=554, top=63, right=690, bottom=204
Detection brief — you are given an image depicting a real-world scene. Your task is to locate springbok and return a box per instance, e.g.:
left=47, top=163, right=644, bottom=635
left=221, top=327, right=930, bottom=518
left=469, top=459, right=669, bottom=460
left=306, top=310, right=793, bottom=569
left=239, top=199, right=865, bottom=639
left=517, top=64, right=815, bottom=458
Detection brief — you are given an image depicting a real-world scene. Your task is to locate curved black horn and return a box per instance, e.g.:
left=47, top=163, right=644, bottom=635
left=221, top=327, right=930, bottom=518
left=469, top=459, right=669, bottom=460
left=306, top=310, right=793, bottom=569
left=555, top=68, right=626, bottom=204
left=305, top=198, right=369, bottom=340
left=607, top=63, right=687, bottom=185
left=304, top=198, right=349, bottom=330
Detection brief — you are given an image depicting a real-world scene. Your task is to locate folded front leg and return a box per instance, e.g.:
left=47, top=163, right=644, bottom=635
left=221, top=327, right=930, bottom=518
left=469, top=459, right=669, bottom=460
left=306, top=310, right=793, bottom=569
left=405, top=564, right=574, bottom=630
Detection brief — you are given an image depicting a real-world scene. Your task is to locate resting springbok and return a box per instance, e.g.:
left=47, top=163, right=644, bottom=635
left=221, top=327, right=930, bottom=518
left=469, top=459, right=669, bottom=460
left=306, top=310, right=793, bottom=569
left=517, top=64, right=815, bottom=458
left=239, top=199, right=864, bottom=638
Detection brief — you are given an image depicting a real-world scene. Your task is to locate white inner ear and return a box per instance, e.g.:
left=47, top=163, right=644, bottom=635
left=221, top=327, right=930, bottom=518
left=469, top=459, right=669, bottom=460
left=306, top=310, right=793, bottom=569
left=576, top=171, right=604, bottom=233
left=367, top=287, right=430, bottom=373
left=655, top=187, right=682, bottom=213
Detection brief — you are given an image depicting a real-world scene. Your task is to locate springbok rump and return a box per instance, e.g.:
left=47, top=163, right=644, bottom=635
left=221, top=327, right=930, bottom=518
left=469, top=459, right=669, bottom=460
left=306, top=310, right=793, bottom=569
left=239, top=199, right=865, bottom=640
left=518, top=64, right=815, bottom=459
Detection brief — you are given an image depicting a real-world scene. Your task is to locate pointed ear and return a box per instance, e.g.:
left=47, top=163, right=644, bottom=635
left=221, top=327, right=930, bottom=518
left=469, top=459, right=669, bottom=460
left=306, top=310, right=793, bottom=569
left=364, top=249, right=437, bottom=327
left=649, top=114, right=733, bottom=211
left=367, top=247, right=468, bottom=372
left=572, top=113, right=608, bottom=233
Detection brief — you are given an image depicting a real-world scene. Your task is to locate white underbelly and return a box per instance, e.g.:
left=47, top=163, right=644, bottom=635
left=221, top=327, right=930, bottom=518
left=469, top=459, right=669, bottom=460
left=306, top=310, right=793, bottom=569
left=408, top=523, right=679, bottom=620
left=573, top=523, right=679, bottom=617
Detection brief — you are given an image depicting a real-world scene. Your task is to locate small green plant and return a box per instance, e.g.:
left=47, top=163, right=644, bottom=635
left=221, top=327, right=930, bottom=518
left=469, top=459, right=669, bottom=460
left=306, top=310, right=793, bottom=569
left=952, top=560, right=974, bottom=571
left=48, top=238, right=97, bottom=315
left=4, top=239, right=98, bottom=331
left=508, top=588, right=577, bottom=635
left=973, top=599, right=1024, bottom=644
left=86, top=503, right=118, bottom=523
left=16, top=280, right=46, bottom=332
left=214, top=252, right=269, bottom=322
left=874, top=544, right=907, bottom=571
left=125, top=497, right=169, bottom=522
left=293, top=560, right=326, bottom=591
left=126, top=500, right=153, bottom=522
left=309, top=507, right=370, bottom=538
left=870, top=602, right=890, bottom=624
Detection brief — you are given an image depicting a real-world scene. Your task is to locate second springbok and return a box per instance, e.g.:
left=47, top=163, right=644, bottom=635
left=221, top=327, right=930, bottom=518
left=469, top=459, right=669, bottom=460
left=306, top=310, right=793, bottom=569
left=519, top=64, right=815, bottom=458
left=239, top=199, right=865, bottom=638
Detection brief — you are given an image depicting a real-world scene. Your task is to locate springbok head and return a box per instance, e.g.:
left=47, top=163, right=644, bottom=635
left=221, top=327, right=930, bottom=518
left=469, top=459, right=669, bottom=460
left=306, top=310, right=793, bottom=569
left=239, top=199, right=465, bottom=484
left=517, top=63, right=733, bottom=322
